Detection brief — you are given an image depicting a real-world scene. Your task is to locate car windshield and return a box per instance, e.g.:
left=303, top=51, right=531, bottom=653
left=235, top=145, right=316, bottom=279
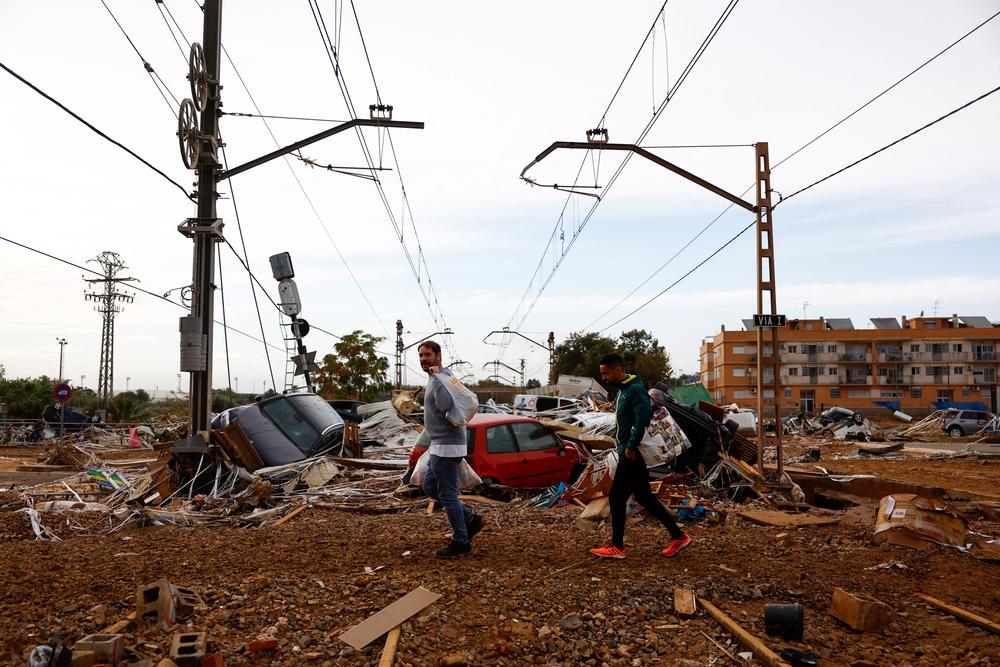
left=259, top=395, right=342, bottom=454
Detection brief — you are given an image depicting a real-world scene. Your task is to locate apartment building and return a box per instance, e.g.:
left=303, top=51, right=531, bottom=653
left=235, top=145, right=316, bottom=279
left=699, top=315, right=1000, bottom=415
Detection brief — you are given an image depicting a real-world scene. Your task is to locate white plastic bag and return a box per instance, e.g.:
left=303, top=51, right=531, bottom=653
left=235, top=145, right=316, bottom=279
left=410, top=450, right=482, bottom=490
left=432, top=373, right=479, bottom=426
left=410, top=449, right=430, bottom=487
left=457, top=459, right=483, bottom=490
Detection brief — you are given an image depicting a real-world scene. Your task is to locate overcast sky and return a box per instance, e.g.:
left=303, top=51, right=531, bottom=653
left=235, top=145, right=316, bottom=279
left=2, top=0, right=999, bottom=394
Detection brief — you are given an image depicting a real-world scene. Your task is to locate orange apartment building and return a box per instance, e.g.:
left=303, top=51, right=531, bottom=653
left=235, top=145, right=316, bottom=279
left=700, top=315, right=1000, bottom=415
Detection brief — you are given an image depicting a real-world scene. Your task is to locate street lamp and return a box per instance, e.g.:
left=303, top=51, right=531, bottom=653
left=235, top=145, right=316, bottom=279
left=56, top=338, right=68, bottom=382
left=126, top=376, right=131, bottom=391
left=80, top=374, right=86, bottom=389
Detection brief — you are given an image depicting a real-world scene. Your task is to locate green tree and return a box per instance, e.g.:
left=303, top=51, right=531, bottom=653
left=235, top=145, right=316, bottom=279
left=617, top=329, right=672, bottom=386
left=0, top=375, right=56, bottom=419
left=315, top=330, right=391, bottom=400
left=111, top=391, right=150, bottom=422
left=67, top=387, right=100, bottom=413
left=526, top=378, right=542, bottom=389
left=549, top=329, right=674, bottom=387
left=549, top=332, right=617, bottom=384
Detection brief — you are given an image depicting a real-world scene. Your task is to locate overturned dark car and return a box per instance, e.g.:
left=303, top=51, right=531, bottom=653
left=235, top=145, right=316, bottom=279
left=211, top=392, right=345, bottom=467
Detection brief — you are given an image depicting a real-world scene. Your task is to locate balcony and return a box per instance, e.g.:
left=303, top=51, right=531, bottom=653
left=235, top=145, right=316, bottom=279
left=839, top=353, right=871, bottom=363
left=782, top=352, right=839, bottom=363
left=972, top=352, right=998, bottom=361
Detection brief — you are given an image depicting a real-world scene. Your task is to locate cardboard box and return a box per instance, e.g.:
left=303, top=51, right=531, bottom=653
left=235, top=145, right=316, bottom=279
left=873, top=494, right=967, bottom=550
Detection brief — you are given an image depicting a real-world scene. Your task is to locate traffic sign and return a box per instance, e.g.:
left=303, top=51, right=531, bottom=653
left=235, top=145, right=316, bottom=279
left=753, top=314, right=787, bottom=328
left=54, top=383, right=72, bottom=402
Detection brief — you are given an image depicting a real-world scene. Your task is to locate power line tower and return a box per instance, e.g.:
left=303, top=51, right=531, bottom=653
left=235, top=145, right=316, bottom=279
left=84, top=251, right=135, bottom=410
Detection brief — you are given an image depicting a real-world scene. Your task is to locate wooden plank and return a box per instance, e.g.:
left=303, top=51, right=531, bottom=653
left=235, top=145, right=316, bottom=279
left=700, top=599, right=792, bottom=667
left=377, top=626, right=401, bottom=667
left=426, top=500, right=435, bottom=515
left=738, top=510, right=840, bottom=528
left=831, top=587, right=890, bottom=632
left=339, top=587, right=441, bottom=650
left=101, top=611, right=136, bottom=634
left=918, top=594, right=1000, bottom=636
left=272, top=504, right=308, bottom=527
left=674, top=587, right=697, bottom=617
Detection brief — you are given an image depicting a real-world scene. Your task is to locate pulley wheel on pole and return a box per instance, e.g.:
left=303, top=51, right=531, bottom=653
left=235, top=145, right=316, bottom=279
left=177, top=99, right=201, bottom=170
left=187, top=42, right=209, bottom=111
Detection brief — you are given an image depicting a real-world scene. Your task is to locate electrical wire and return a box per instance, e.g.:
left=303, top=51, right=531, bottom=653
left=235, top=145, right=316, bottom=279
left=222, top=110, right=351, bottom=123
left=97, top=0, right=180, bottom=118
left=0, top=61, right=191, bottom=199
left=218, top=41, right=391, bottom=336
left=308, top=0, right=457, bottom=356
left=593, top=82, right=1000, bottom=332
left=581, top=8, right=1000, bottom=332
left=0, top=233, right=284, bottom=353
left=500, top=0, right=740, bottom=354
left=220, top=144, right=278, bottom=392
left=778, top=84, right=1000, bottom=205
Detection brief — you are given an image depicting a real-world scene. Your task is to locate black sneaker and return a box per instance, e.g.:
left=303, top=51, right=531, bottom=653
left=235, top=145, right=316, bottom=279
left=436, top=540, right=471, bottom=559
left=467, top=514, right=485, bottom=540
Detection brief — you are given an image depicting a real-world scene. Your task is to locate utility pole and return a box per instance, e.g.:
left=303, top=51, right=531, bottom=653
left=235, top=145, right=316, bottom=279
left=126, top=376, right=130, bottom=391
left=174, top=2, right=422, bottom=430
left=84, top=251, right=135, bottom=411
left=519, top=133, right=784, bottom=475
left=395, top=319, right=404, bottom=389
left=548, top=331, right=555, bottom=384
left=520, top=358, right=526, bottom=389
left=56, top=338, right=68, bottom=382
left=482, top=328, right=555, bottom=384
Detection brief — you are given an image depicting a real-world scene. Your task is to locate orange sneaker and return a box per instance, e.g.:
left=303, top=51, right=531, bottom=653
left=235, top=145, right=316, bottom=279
left=591, top=545, right=626, bottom=559
left=662, top=534, right=691, bottom=558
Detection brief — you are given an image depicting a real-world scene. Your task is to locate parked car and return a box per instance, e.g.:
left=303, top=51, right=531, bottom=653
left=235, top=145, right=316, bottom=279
left=327, top=399, right=368, bottom=424
left=512, top=394, right=578, bottom=415
left=942, top=409, right=994, bottom=437
left=212, top=392, right=345, bottom=466
left=407, top=414, right=583, bottom=488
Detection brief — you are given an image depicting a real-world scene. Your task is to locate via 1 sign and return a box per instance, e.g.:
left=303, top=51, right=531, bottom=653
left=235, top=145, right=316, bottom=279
left=753, top=314, right=787, bottom=328
left=54, top=383, right=72, bottom=403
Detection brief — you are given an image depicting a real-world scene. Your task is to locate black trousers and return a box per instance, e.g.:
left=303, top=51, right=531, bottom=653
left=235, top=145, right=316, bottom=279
left=609, top=452, right=684, bottom=548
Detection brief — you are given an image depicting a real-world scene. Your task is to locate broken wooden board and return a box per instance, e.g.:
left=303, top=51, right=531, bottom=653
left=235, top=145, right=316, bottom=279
left=329, top=457, right=409, bottom=470
left=918, top=594, right=1000, bottom=636
left=857, top=442, right=904, bottom=456
left=339, top=587, right=441, bottom=650
left=578, top=496, right=610, bottom=521
left=674, top=587, right=697, bottom=617
left=303, top=460, right=342, bottom=488
left=831, top=587, right=890, bottom=632
left=737, top=510, right=840, bottom=528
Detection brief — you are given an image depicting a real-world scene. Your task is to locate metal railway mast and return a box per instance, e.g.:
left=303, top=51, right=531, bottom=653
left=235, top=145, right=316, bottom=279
left=83, top=251, right=135, bottom=411
left=519, top=132, right=783, bottom=476
left=176, top=0, right=424, bottom=435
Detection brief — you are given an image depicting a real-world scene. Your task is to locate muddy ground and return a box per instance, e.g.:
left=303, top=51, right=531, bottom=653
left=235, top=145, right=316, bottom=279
left=0, top=440, right=998, bottom=667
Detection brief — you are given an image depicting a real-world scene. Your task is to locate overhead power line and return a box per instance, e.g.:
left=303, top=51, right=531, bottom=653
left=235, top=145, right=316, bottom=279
left=595, top=83, right=1000, bottom=331
left=500, top=0, right=740, bottom=354
left=0, top=61, right=191, bottom=199
left=582, top=8, right=1000, bottom=332
left=0, top=234, right=284, bottom=353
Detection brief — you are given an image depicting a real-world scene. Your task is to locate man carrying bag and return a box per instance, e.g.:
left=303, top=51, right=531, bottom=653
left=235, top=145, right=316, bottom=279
left=418, top=340, right=485, bottom=558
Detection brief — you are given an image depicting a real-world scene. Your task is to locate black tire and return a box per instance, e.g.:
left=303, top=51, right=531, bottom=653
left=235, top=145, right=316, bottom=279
left=948, top=426, right=964, bottom=438
left=852, top=412, right=864, bottom=425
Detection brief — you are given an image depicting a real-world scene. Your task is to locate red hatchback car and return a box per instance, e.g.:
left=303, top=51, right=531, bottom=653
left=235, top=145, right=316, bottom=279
left=409, top=414, right=583, bottom=488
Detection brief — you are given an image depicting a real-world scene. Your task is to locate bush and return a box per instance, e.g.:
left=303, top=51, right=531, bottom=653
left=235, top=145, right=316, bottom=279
left=0, top=375, right=57, bottom=419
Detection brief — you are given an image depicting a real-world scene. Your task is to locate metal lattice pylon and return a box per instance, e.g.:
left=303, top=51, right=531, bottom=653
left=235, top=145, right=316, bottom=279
left=84, top=252, right=135, bottom=409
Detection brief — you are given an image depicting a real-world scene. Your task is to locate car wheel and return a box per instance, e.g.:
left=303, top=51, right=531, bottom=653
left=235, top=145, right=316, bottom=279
left=948, top=426, right=964, bottom=438
left=851, top=412, right=864, bottom=425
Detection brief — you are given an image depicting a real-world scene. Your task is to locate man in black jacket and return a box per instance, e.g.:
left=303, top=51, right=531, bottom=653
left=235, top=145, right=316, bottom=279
left=591, top=353, right=690, bottom=560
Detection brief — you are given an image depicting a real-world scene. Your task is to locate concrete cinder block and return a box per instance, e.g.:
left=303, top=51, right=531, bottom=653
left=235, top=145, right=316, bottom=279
left=169, top=632, right=207, bottom=667
left=73, top=634, right=124, bottom=665
left=136, top=579, right=177, bottom=630
left=70, top=650, right=97, bottom=667
left=172, top=585, right=204, bottom=619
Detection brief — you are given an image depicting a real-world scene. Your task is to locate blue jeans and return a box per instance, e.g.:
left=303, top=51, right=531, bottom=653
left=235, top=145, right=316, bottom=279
left=423, top=454, right=475, bottom=544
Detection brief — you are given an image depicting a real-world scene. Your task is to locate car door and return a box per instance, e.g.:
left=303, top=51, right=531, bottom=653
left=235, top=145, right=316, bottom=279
left=480, top=423, right=527, bottom=485
left=509, top=421, right=570, bottom=487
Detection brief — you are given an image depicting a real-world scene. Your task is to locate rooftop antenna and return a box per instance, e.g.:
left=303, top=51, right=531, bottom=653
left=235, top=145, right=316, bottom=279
left=802, top=301, right=809, bottom=320
left=932, top=299, right=942, bottom=317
